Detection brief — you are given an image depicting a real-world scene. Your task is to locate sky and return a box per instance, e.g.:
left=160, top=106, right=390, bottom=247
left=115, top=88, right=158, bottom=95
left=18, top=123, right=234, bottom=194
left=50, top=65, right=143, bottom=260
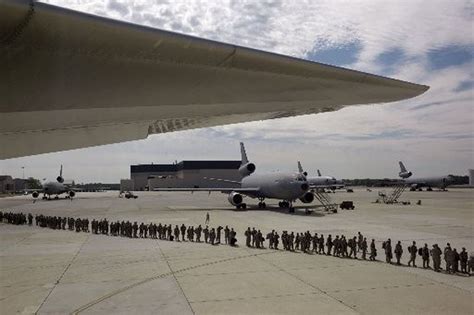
left=1, top=0, right=473, bottom=183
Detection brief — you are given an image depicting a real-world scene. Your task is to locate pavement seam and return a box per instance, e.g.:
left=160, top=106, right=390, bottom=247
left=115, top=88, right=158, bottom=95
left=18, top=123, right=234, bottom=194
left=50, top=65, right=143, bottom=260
left=153, top=239, right=196, bottom=315
left=253, top=250, right=360, bottom=313
left=70, top=248, right=277, bottom=314
left=34, top=233, right=91, bottom=314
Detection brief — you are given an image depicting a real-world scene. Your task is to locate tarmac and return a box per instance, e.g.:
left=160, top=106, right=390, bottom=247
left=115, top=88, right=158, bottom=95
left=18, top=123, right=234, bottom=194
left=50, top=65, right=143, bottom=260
left=0, top=188, right=473, bottom=314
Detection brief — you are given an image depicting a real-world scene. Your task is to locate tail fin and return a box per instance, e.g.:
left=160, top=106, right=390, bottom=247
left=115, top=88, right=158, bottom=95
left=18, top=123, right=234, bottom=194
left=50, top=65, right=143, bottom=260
left=60, top=165, right=63, bottom=177
left=317, top=169, right=322, bottom=177
left=297, top=161, right=304, bottom=173
left=399, top=161, right=407, bottom=173
left=240, top=142, right=248, bottom=165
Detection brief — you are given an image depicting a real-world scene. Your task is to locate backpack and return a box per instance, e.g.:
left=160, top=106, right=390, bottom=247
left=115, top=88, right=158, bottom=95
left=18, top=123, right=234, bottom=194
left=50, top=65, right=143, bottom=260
left=382, top=241, right=386, bottom=249
left=418, top=248, right=423, bottom=256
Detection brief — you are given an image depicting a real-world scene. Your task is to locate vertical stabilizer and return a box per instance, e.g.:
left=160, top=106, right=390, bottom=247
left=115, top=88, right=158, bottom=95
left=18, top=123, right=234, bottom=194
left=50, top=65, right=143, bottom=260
left=297, top=161, right=304, bottom=173
left=399, top=161, right=407, bottom=173
left=240, top=142, right=248, bottom=165
left=317, top=169, right=322, bottom=177
left=60, top=164, right=63, bottom=177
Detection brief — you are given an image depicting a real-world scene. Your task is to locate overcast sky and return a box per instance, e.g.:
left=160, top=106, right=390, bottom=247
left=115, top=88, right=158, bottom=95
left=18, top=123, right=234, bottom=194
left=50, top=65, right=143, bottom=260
left=1, top=0, right=473, bottom=183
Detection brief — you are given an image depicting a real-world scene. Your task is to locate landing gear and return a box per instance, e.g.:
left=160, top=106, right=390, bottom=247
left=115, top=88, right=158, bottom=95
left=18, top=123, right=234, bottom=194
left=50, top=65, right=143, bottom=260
left=258, top=198, right=266, bottom=209
left=278, top=201, right=289, bottom=208
left=427, top=187, right=433, bottom=191
left=54, top=195, right=59, bottom=200
left=236, top=203, right=247, bottom=210
left=42, top=196, right=47, bottom=200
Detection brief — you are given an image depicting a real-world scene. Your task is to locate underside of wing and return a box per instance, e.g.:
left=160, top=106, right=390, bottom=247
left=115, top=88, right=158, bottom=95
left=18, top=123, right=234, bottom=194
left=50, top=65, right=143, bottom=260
left=154, top=188, right=260, bottom=194
left=0, top=0, right=429, bottom=159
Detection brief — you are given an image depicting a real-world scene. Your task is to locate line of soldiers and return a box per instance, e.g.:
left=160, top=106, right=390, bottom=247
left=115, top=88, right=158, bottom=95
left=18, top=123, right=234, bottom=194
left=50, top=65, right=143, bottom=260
left=1, top=211, right=472, bottom=275
left=0, top=211, right=238, bottom=247
left=384, top=239, right=470, bottom=274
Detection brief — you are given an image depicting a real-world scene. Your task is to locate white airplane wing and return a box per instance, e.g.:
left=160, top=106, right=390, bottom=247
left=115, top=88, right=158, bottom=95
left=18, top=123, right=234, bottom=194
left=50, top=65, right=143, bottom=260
left=154, top=188, right=260, bottom=194
left=0, top=1, right=429, bottom=159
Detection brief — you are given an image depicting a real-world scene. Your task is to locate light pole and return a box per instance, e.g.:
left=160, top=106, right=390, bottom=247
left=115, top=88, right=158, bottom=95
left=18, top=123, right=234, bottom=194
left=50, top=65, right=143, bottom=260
left=21, top=166, right=25, bottom=179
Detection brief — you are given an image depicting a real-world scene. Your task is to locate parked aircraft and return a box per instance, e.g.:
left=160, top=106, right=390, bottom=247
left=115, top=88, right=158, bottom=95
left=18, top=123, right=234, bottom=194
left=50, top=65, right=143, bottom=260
left=32, top=165, right=76, bottom=200
left=154, top=143, right=313, bottom=212
left=398, top=161, right=454, bottom=191
left=297, top=162, right=345, bottom=190
left=0, top=1, right=428, bottom=159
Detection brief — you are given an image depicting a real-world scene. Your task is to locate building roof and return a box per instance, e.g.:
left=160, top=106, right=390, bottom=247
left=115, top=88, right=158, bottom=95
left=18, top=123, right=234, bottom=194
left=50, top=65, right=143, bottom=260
left=131, top=161, right=241, bottom=173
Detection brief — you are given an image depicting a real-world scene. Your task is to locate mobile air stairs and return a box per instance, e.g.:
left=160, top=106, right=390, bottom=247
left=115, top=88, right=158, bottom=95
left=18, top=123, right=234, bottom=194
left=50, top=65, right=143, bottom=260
left=381, top=183, right=408, bottom=204
left=313, top=190, right=338, bottom=212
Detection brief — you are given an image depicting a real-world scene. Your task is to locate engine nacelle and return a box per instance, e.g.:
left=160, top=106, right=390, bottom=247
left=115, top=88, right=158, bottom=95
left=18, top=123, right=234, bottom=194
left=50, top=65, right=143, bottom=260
left=299, top=192, right=314, bottom=203
left=69, top=191, right=75, bottom=198
left=32, top=191, right=39, bottom=198
left=399, top=171, right=412, bottom=179
left=238, top=163, right=256, bottom=177
left=227, top=192, right=243, bottom=206
left=56, top=176, right=64, bottom=183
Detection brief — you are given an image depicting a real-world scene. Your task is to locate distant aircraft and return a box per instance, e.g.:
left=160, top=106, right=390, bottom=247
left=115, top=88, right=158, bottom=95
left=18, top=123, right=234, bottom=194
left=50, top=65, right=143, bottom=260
left=297, top=162, right=345, bottom=190
left=0, top=1, right=429, bottom=159
left=32, top=165, right=76, bottom=200
left=154, top=143, right=313, bottom=212
left=398, top=161, right=454, bottom=191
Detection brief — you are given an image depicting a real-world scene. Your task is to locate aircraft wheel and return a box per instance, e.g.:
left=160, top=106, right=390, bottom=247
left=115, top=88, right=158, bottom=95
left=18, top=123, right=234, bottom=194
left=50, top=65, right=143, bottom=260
left=289, top=207, right=295, bottom=213
left=262, top=202, right=266, bottom=209
left=278, top=202, right=283, bottom=208
left=241, top=203, right=247, bottom=210
left=427, top=187, right=433, bottom=191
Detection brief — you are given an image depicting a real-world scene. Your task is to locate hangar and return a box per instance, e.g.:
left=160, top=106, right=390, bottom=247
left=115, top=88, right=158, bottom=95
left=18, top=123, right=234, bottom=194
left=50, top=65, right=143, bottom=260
left=131, top=161, right=242, bottom=190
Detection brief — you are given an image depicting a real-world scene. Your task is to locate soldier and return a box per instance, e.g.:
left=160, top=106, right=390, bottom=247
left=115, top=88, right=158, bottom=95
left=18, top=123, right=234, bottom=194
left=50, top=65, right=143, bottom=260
left=357, top=231, right=363, bottom=252
left=394, top=241, right=403, bottom=265
left=205, top=212, right=210, bottom=225
left=28, top=213, right=33, bottom=225
left=256, top=230, right=263, bottom=249
left=180, top=224, right=186, bottom=241
left=422, top=243, right=430, bottom=269
left=384, top=238, right=393, bottom=264
left=267, top=230, right=274, bottom=249
left=333, top=235, right=340, bottom=256
left=431, top=244, right=442, bottom=272
left=326, top=234, right=333, bottom=256
left=251, top=228, right=257, bottom=247
left=444, top=243, right=453, bottom=273
left=289, top=232, right=295, bottom=251
left=453, top=248, right=460, bottom=273
left=216, top=226, right=223, bottom=244
left=245, top=227, right=251, bottom=247
left=342, top=236, right=348, bottom=258
left=209, top=228, right=216, bottom=245
left=369, top=239, right=377, bottom=261
left=174, top=225, right=180, bottom=241
left=312, top=233, right=318, bottom=253
left=190, top=226, right=195, bottom=242
left=229, top=228, right=237, bottom=246
left=295, top=233, right=301, bottom=251
left=62, top=217, right=67, bottom=230
left=204, top=226, right=209, bottom=243
left=350, top=236, right=357, bottom=259
left=224, top=225, right=230, bottom=245
left=407, top=241, right=417, bottom=267
left=133, top=222, right=138, bottom=238
left=195, top=225, right=202, bottom=242
left=460, top=248, right=468, bottom=274
left=318, top=234, right=325, bottom=255
left=361, top=237, right=368, bottom=260
left=274, top=232, right=280, bottom=250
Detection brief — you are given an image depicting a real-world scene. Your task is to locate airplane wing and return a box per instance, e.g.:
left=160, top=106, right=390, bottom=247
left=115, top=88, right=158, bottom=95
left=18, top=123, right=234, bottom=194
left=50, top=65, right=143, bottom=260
left=154, top=187, right=260, bottom=194
left=0, top=1, right=429, bottom=159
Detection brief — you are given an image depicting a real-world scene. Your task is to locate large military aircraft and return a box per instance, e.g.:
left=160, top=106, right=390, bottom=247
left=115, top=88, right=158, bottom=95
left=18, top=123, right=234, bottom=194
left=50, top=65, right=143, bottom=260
left=32, top=165, right=76, bottom=200
left=297, top=162, right=344, bottom=190
left=0, top=1, right=428, bottom=160
left=154, top=143, right=314, bottom=212
left=398, top=161, right=454, bottom=191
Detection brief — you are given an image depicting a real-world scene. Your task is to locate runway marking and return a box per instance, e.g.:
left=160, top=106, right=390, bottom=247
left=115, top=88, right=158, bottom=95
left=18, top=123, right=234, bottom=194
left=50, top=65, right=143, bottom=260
left=35, top=233, right=90, bottom=314
left=70, top=250, right=278, bottom=314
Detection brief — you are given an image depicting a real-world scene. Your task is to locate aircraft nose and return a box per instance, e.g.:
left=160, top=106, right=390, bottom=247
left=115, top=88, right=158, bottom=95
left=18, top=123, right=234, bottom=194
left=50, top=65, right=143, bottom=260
left=301, top=183, right=309, bottom=191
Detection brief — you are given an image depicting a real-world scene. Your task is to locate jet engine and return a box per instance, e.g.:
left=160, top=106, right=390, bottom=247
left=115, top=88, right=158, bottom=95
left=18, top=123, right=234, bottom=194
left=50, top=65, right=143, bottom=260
left=68, top=191, right=75, bottom=198
left=399, top=171, right=412, bottom=179
left=227, top=192, right=243, bottom=206
left=299, top=192, right=314, bottom=203
left=32, top=191, right=39, bottom=198
left=238, top=163, right=256, bottom=177
left=56, top=176, right=64, bottom=183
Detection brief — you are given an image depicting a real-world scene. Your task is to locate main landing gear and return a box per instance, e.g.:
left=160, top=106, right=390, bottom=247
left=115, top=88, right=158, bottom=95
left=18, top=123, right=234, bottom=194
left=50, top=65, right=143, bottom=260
left=236, top=203, right=247, bottom=210
left=257, top=198, right=266, bottom=209
left=278, top=201, right=295, bottom=213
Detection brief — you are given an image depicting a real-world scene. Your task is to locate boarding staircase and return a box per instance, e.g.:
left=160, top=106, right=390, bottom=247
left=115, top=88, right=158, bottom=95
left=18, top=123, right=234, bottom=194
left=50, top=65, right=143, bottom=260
left=382, top=184, right=407, bottom=204
left=313, top=190, right=338, bottom=212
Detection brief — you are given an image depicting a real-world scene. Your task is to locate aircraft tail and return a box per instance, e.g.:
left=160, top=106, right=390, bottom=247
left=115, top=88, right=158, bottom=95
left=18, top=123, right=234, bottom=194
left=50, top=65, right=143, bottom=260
left=240, top=142, right=248, bottom=165
left=60, top=164, right=63, bottom=177
left=297, top=161, right=304, bottom=173
left=399, top=161, right=407, bottom=173
left=317, top=169, right=322, bottom=177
